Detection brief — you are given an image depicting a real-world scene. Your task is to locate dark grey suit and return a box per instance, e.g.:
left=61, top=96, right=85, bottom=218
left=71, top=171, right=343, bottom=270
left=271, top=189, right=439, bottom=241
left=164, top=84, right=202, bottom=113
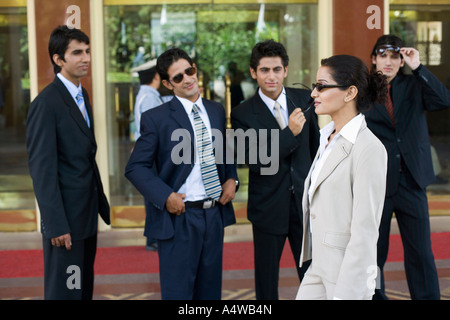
left=26, top=76, right=110, bottom=299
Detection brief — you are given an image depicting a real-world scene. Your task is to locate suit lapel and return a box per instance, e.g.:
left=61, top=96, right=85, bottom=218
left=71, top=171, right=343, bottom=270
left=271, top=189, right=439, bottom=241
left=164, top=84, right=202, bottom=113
left=169, top=97, right=196, bottom=171
left=54, top=77, right=95, bottom=143
left=169, top=96, right=195, bottom=138
left=83, top=88, right=94, bottom=132
left=372, top=75, right=405, bottom=127
left=251, top=92, right=280, bottom=129
left=203, top=99, right=221, bottom=131
left=285, top=87, right=308, bottom=115
left=303, top=150, right=320, bottom=210
left=391, top=75, right=405, bottom=121
left=373, top=102, right=393, bottom=126
left=309, top=137, right=353, bottom=199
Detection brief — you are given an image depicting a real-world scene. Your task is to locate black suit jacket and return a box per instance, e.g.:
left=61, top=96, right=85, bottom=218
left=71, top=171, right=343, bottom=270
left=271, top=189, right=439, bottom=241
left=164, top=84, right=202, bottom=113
left=26, top=77, right=110, bottom=240
left=364, top=65, right=450, bottom=196
left=125, top=96, right=238, bottom=240
left=231, top=87, right=319, bottom=235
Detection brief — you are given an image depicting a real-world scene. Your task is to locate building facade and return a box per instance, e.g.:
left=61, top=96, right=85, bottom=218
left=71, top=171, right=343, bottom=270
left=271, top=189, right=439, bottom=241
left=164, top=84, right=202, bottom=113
left=0, top=0, right=449, bottom=231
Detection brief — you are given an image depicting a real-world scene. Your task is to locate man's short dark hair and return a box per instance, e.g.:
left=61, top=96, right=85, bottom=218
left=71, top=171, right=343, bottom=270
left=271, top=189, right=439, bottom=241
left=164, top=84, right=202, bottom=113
left=156, top=48, right=193, bottom=82
left=249, top=40, right=289, bottom=71
left=48, top=25, right=90, bottom=74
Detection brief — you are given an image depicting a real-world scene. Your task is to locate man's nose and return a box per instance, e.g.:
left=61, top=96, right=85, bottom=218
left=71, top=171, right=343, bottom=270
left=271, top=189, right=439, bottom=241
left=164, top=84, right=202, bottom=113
left=82, top=51, right=90, bottom=62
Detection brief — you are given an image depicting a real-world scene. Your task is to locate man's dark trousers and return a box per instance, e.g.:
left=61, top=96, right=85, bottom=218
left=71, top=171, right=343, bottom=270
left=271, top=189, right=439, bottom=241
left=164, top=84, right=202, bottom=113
left=42, top=234, right=97, bottom=300
left=374, top=168, right=440, bottom=300
left=253, top=193, right=310, bottom=300
left=157, top=205, right=224, bottom=300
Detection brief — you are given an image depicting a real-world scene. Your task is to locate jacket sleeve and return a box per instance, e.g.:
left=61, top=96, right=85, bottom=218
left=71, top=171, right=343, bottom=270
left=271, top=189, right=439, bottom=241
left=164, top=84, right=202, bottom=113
left=125, top=111, right=173, bottom=211
left=414, top=64, right=450, bottom=111
left=26, top=98, right=71, bottom=238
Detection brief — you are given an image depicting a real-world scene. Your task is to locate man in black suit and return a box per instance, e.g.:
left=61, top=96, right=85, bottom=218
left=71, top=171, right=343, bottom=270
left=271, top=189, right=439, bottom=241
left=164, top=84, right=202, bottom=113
left=125, top=48, right=238, bottom=299
left=365, top=34, right=450, bottom=300
left=26, top=26, right=110, bottom=300
left=231, top=40, right=319, bottom=300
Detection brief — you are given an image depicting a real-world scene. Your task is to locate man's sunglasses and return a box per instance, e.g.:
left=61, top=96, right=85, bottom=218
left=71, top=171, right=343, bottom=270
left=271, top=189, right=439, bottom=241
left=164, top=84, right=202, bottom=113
left=375, top=45, right=401, bottom=57
left=170, top=66, right=197, bottom=84
left=312, top=83, right=349, bottom=92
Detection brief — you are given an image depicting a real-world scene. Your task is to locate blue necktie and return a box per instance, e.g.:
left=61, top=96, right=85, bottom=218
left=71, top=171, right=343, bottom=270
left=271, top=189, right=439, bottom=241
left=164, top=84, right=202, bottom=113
left=192, top=104, right=222, bottom=200
left=76, top=90, right=90, bottom=128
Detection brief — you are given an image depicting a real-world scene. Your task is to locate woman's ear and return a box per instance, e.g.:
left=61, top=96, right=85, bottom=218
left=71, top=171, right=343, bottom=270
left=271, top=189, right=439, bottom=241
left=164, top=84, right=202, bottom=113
left=345, top=85, right=358, bottom=102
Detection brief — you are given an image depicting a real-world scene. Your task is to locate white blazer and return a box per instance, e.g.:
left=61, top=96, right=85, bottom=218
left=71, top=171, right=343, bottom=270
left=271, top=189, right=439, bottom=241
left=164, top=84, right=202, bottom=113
left=299, top=118, right=387, bottom=299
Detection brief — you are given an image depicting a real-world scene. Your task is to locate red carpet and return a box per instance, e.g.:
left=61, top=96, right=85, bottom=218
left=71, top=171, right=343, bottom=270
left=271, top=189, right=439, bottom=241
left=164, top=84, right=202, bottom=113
left=1, top=232, right=449, bottom=278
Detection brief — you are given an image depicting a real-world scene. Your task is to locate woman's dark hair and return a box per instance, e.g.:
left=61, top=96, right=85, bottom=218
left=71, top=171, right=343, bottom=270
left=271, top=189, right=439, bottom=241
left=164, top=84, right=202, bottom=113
left=370, top=34, right=405, bottom=74
left=156, top=48, right=194, bottom=82
left=321, top=54, right=388, bottom=112
left=249, top=39, right=289, bottom=71
left=48, top=25, right=90, bottom=74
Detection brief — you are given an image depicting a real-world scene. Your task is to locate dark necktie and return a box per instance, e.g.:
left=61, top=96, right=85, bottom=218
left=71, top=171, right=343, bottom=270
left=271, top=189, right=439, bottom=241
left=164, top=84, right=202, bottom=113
left=385, top=84, right=395, bottom=126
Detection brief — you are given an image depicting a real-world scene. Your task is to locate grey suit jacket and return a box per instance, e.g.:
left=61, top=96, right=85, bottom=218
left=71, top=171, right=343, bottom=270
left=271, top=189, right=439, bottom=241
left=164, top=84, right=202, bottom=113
left=300, top=118, right=387, bottom=299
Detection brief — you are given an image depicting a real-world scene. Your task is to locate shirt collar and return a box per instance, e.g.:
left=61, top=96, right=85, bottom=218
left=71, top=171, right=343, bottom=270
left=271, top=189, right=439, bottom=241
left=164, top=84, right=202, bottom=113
left=57, top=73, right=81, bottom=100
left=320, top=113, right=364, bottom=145
left=258, top=87, right=288, bottom=112
left=177, top=95, right=204, bottom=116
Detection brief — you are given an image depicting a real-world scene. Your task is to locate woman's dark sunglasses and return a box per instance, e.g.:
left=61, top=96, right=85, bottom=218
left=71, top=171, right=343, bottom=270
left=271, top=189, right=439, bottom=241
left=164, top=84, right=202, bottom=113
left=170, top=66, right=197, bottom=84
left=312, top=83, right=349, bottom=92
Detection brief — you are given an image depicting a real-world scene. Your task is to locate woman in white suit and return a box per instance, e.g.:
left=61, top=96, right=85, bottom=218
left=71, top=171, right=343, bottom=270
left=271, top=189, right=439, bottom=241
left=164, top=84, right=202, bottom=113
left=296, top=55, right=388, bottom=300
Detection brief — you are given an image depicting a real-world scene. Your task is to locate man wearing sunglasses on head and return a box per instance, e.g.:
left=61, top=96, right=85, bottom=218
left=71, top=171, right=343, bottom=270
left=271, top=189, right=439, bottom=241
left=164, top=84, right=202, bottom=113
left=364, top=34, right=450, bottom=300
left=125, top=48, right=238, bottom=300
left=231, top=40, right=320, bottom=300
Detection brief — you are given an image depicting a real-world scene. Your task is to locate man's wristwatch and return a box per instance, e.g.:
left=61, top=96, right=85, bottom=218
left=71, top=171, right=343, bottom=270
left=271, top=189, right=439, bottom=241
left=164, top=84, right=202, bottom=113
left=235, top=179, right=240, bottom=192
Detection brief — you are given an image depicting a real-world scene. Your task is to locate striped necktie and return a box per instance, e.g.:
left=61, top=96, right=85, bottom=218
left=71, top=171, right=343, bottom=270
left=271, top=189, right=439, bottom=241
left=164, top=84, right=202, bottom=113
left=76, top=90, right=90, bottom=128
left=192, top=104, right=222, bottom=200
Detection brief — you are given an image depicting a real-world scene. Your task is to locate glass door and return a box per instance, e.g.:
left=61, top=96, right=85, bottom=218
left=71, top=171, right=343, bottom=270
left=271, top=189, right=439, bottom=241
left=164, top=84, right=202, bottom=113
left=0, top=5, right=35, bottom=231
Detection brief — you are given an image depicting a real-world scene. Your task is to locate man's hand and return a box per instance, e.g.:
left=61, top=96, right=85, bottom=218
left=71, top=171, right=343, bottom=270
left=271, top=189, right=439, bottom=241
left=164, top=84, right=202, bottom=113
left=51, top=233, right=72, bottom=250
left=218, top=178, right=236, bottom=205
left=166, top=192, right=186, bottom=215
left=400, top=47, right=421, bottom=71
left=288, top=108, right=306, bottom=136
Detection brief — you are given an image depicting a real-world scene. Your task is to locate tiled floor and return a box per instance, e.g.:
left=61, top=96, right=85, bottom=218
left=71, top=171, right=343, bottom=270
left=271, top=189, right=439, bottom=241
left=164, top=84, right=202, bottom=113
left=1, top=216, right=449, bottom=300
